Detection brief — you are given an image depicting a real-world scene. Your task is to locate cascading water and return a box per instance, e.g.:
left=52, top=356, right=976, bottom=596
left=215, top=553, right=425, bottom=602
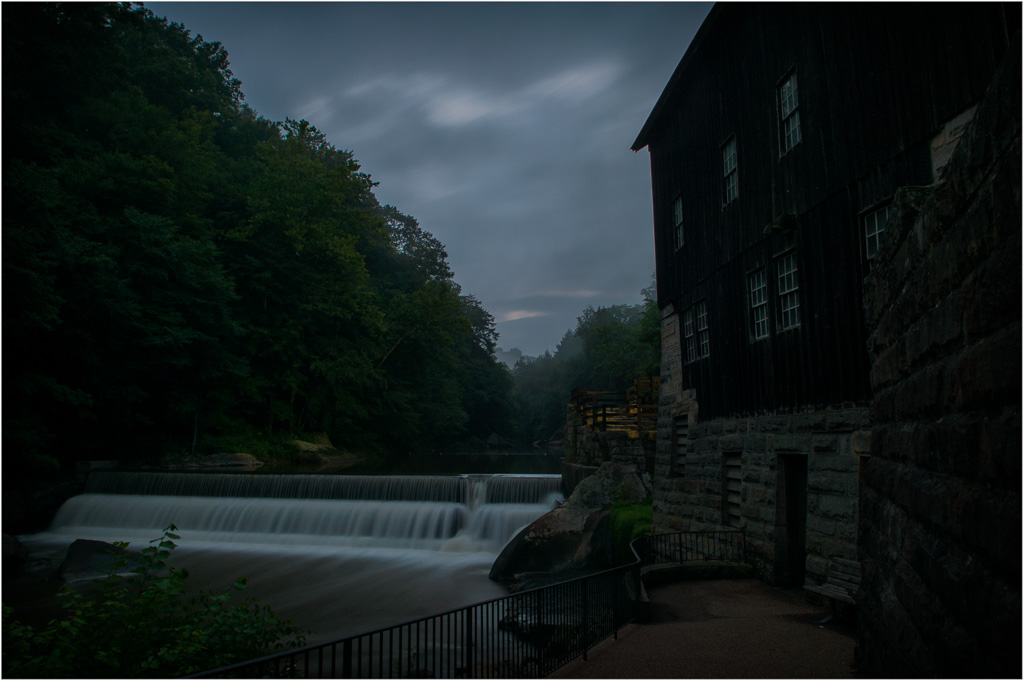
left=20, top=472, right=563, bottom=644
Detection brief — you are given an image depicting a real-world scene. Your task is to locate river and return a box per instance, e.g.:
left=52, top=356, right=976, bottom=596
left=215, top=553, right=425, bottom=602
left=17, top=464, right=563, bottom=646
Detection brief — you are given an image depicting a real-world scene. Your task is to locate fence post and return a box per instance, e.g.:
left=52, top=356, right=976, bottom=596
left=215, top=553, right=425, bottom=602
left=613, top=572, right=620, bottom=639
left=582, top=580, right=589, bottom=661
left=465, top=606, right=474, bottom=675
left=342, top=639, right=353, bottom=679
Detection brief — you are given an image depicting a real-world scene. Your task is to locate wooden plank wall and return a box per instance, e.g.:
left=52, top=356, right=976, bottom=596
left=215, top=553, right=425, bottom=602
left=645, top=3, right=1014, bottom=419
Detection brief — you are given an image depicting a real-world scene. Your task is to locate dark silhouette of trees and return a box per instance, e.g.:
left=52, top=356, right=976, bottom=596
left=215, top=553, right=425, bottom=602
left=511, top=299, right=660, bottom=446
left=3, top=2, right=514, bottom=475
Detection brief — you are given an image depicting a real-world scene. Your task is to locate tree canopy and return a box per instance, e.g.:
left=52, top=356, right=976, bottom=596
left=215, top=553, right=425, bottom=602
left=510, top=298, right=660, bottom=446
left=3, top=2, right=515, bottom=474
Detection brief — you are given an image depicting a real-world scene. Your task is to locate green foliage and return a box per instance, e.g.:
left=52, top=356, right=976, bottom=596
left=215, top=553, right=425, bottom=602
left=608, top=498, right=653, bottom=564
left=2, top=526, right=307, bottom=678
left=197, top=427, right=300, bottom=461
left=3, top=2, right=516, bottom=477
left=512, top=297, right=661, bottom=446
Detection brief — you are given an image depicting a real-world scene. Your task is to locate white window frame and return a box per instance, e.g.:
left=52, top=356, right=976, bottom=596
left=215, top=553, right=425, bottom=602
left=696, top=301, right=710, bottom=358
left=722, top=137, right=738, bottom=205
left=673, top=195, right=684, bottom=250
left=777, top=252, right=800, bottom=330
left=863, top=204, right=889, bottom=260
left=683, top=308, right=696, bottom=363
left=749, top=268, right=769, bottom=341
left=779, top=71, right=801, bottom=155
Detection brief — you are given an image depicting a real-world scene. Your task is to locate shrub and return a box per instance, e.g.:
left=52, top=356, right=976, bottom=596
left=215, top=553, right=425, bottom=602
left=608, top=498, right=653, bottom=564
left=2, top=525, right=307, bottom=677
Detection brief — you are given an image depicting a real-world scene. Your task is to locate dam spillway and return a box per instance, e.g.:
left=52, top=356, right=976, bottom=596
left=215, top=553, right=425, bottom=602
left=21, top=471, right=563, bottom=643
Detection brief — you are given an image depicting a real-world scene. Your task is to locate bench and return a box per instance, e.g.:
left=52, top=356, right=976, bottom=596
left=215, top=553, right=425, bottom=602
left=804, top=557, right=861, bottom=624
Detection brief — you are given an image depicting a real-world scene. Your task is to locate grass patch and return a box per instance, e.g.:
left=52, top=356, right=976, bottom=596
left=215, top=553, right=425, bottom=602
left=609, top=497, right=653, bottom=563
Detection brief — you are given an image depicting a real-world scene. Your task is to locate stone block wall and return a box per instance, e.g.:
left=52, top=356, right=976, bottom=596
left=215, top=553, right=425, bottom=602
left=652, top=305, right=698, bottom=533
left=653, top=405, right=867, bottom=585
left=858, top=44, right=1021, bottom=678
left=565, top=405, right=650, bottom=470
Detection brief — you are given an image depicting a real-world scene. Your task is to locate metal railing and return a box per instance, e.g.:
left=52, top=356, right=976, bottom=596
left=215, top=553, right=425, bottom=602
left=191, top=529, right=744, bottom=679
left=637, top=529, right=747, bottom=567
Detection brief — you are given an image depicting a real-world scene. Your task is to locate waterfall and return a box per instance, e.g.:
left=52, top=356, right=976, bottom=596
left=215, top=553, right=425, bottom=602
left=84, top=472, right=471, bottom=503
left=23, top=471, right=562, bottom=644
left=43, top=472, right=561, bottom=554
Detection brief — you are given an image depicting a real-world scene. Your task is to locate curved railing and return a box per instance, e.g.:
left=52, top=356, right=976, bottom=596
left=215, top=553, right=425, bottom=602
left=189, top=530, right=745, bottom=679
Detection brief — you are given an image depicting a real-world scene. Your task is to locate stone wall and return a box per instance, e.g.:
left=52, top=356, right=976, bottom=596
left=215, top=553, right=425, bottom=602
left=858, top=43, right=1021, bottom=678
left=565, top=399, right=654, bottom=471
left=561, top=461, right=598, bottom=498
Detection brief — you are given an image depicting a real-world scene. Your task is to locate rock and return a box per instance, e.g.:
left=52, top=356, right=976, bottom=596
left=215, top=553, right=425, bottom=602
left=489, top=461, right=650, bottom=591
left=292, top=441, right=364, bottom=469
left=160, top=452, right=265, bottom=470
left=3, top=533, right=30, bottom=575
left=58, top=539, right=142, bottom=583
left=486, top=432, right=511, bottom=448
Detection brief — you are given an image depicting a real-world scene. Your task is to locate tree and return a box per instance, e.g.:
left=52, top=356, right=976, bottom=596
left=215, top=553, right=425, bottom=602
left=510, top=299, right=661, bottom=447
left=2, top=3, right=517, bottom=479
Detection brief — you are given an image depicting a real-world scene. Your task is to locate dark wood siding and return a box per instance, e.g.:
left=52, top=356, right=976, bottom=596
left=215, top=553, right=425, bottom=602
left=647, top=3, right=1013, bottom=419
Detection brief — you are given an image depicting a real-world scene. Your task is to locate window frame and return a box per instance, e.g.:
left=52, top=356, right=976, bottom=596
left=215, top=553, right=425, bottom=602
left=862, top=203, right=890, bottom=261
left=748, top=268, right=769, bottom=341
left=683, top=307, right=696, bottom=363
left=778, top=69, right=801, bottom=156
left=696, top=301, right=710, bottom=358
left=722, top=136, right=738, bottom=205
left=672, top=194, right=684, bottom=250
left=776, top=251, right=801, bottom=331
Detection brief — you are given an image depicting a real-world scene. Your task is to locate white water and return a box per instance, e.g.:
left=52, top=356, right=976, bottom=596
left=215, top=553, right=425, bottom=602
left=20, top=472, right=562, bottom=643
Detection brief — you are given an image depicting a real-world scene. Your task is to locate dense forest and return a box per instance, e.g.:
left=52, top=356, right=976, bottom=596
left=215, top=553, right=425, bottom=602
left=3, top=3, right=659, bottom=480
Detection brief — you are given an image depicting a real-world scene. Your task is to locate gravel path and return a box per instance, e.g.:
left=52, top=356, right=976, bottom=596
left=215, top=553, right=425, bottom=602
left=549, top=578, right=857, bottom=678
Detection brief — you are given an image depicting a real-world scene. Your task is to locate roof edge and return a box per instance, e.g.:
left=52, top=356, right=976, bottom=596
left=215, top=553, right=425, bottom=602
left=631, top=3, right=726, bottom=152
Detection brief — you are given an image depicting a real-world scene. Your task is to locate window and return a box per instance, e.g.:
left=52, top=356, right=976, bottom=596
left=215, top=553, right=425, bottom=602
left=683, top=308, right=696, bottom=363
left=749, top=269, right=769, bottom=340
left=722, top=452, right=742, bottom=528
left=696, top=301, right=710, bottom=358
left=778, top=71, right=801, bottom=155
left=673, top=195, right=684, bottom=249
left=683, top=303, right=709, bottom=362
left=673, top=417, right=689, bottom=476
left=722, top=137, right=738, bottom=204
left=777, top=252, right=800, bottom=330
left=863, top=204, right=889, bottom=259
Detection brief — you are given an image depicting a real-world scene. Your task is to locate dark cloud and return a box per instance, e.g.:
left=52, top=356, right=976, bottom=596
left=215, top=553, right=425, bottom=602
left=146, top=2, right=711, bottom=356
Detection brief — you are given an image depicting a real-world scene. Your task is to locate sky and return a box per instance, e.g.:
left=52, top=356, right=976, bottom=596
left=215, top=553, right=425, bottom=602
left=146, top=2, right=712, bottom=357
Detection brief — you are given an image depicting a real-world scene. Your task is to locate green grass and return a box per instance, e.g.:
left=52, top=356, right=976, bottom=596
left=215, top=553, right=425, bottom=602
left=608, top=498, right=653, bottom=563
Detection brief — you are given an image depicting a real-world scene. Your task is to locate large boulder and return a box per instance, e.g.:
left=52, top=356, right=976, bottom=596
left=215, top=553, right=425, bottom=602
left=158, top=452, right=265, bottom=470
left=293, top=440, right=365, bottom=470
left=58, top=539, right=143, bottom=583
left=489, top=460, right=649, bottom=591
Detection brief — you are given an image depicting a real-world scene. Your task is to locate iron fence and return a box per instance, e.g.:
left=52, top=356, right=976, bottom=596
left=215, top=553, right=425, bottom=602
left=636, top=529, right=747, bottom=567
left=190, top=529, right=743, bottom=679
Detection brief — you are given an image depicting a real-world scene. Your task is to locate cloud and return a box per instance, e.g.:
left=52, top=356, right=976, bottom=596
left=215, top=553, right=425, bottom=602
left=536, top=289, right=603, bottom=298
left=523, top=62, right=623, bottom=102
left=497, top=310, right=552, bottom=322
left=426, top=91, right=497, bottom=126
left=342, top=59, right=623, bottom=134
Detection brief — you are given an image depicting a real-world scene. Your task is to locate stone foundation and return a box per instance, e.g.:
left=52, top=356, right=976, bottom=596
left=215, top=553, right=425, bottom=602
left=857, top=42, right=1021, bottom=678
left=652, top=392, right=867, bottom=586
